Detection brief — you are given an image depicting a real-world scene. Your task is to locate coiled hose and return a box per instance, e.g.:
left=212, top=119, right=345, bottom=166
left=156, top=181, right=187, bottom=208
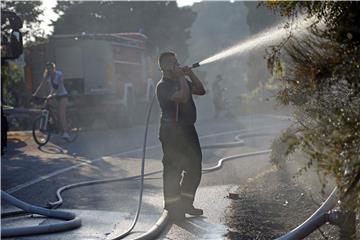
left=46, top=95, right=279, bottom=240
left=1, top=191, right=81, bottom=238
left=2, top=94, right=335, bottom=240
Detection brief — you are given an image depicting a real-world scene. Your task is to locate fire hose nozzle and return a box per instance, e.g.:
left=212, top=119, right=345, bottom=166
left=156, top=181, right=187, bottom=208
left=191, top=62, right=200, bottom=69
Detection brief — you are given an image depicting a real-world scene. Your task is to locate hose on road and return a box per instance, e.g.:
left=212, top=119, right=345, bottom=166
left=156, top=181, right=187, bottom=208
left=45, top=95, right=278, bottom=240
left=1, top=125, right=276, bottom=239
left=2, top=94, right=335, bottom=240
left=1, top=191, right=81, bottom=238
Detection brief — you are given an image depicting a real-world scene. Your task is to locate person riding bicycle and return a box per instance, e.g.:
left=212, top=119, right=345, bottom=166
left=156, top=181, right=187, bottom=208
left=33, top=62, right=70, bottom=140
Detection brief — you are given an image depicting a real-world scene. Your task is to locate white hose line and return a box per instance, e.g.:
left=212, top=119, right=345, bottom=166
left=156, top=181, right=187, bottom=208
left=49, top=148, right=272, bottom=240
left=132, top=210, right=169, bottom=240
left=47, top=124, right=278, bottom=240
left=6, top=123, right=285, bottom=195
left=13, top=100, right=338, bottom=240
left=202, top=139, right=244, bottom=149
left=47, top=136, right=274, bottom=240
left=49, top=129, right=277, bottom=208
left=130, top=150, right=273, bottom=240
left=49, top=149, right=271, bottom=209
left=111, top=95, right=156, bottom=240
left=1, top=191, right=81, bottom=238
left=48, top=171, right=162, bottom=208
left=132, top=161, right=338, bottom=240
left=203, top=149, right=271, bottom=173
left=48, top=137, right=248, bottom=208
left=1, top=128, right=275, bottom=239
left=2, top=91, right=286, bottom=239
left=275, top=187, right=338, bottom=240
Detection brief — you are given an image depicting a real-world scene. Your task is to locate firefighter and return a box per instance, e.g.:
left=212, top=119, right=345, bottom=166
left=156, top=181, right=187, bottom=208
left=156, top=52, right=206, bottom=220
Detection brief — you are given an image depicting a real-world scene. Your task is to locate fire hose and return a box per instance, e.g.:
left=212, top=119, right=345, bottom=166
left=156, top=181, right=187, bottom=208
left=1, top=88, right=338, bottom=239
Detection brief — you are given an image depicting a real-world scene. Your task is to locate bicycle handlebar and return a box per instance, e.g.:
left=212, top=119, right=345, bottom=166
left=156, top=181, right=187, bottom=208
left=31, top=96, right=57, bottom=108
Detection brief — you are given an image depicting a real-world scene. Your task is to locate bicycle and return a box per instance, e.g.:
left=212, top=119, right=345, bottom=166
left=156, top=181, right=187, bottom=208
left=32, top=96, right=79, bottom=146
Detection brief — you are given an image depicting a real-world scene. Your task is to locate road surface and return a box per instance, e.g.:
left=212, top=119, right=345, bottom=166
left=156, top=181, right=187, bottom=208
left=1, top=115, right=290, bottom=240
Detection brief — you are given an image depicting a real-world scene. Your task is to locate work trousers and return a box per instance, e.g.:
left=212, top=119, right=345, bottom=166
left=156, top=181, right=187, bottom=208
left=159, top=124, right=202, bottom=209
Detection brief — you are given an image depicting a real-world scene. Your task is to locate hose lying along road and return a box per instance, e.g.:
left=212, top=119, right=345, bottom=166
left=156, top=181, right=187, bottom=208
left=47, top=147, right=272, bottom=240
left=275, top=187, right=338, bottom=240
left=2, top=94, right=336, bottom=240
left=44, top=95, right=279, bottom=240
left=0, top=95, right=279, bottom=239
left=1, top=191, right=81, bottom=238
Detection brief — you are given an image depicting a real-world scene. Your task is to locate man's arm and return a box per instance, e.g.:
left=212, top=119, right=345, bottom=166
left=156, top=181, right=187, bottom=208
left=33, top=78, right=48, bottom=96
left=183, top=67, right=205, bottom=95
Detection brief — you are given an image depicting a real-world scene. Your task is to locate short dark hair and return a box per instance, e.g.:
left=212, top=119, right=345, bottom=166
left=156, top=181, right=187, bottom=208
left=158, top=51, right=175, bottom=70
left=45, top=61, right=55, bottom=69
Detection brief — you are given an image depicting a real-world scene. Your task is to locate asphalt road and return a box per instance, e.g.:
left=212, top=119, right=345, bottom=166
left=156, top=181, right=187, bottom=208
left=1, top=114, right=290, bottom=240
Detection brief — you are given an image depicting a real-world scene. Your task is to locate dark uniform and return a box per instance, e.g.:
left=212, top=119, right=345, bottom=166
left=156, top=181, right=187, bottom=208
left=156, top=78, right=202, bottom=212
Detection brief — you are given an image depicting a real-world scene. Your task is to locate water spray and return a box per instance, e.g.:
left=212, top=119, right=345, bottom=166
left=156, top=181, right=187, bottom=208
left=2, top=14, right=327, bottom=240
left=189, top=15, right=317, bottom=70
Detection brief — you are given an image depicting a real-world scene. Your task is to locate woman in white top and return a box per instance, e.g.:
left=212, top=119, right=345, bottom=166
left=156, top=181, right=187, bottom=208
left=33, top=62, right=70, bottom=139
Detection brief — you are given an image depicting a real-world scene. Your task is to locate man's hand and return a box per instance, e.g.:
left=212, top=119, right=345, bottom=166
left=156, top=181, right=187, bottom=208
left=174, top=64, right=185, bottom=79
left=182, top=66, right=193, bottom=76
left=46, top=94, right=54, bottom=100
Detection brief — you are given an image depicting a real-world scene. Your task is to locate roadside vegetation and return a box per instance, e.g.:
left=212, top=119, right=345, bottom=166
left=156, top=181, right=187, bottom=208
left=1, top=2, right=44, bottom=107
left=264, top=1, right=360, bottom=217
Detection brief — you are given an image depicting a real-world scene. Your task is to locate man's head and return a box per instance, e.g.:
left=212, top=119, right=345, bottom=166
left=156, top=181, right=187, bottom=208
left=45, top=61, right=56, bottom=72
left=159, top=52, right=179, bottom=71
left=159, top=52, right=181, bottom=79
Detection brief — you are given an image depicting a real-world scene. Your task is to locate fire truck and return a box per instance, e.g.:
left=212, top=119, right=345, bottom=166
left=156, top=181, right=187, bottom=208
left=25, top=32, right=157, bottom=128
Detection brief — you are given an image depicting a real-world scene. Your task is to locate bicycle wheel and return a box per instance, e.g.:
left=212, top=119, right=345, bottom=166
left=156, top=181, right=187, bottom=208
left=32, top=115, right=51, bottom=146
left=64, top=116, right=79, bottom=142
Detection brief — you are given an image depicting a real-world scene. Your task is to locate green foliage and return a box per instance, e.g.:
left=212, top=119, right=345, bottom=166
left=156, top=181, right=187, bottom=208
left=1, top=63, right=23, bottom=106
left=270, top=126, right=299, bottom=169
left=263, top=1, right=360, bottom=42
left=52, top=1, right=197, bottom=60
left=265, top=1, right=360, bottom=212
left=1, top=1, right=44, bottom=41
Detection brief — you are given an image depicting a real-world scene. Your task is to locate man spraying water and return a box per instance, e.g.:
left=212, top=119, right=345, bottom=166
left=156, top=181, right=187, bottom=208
left=156, top=52, right=206, bottom=220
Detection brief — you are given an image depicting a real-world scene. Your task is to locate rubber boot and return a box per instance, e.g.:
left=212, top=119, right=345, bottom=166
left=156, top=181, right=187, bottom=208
left=182, top=198, right=203, bottom=216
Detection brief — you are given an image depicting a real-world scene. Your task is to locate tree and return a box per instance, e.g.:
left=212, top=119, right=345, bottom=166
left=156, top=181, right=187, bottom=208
left=1, top=1, right=44, bottom=41
left=1, top=2, right=44, bottom=107
left=1, top=62, right=23, bottom=106
left=264, top=1, right=360, bottom=219
left=52, top=1, right=196, bottom=61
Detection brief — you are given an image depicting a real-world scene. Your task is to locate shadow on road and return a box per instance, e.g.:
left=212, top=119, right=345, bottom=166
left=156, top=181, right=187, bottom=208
left=165, top=216, right=228, bottom=239
left=38, top=145, right=67, bottom=154
left=5, top=134, right=28, bottom=155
